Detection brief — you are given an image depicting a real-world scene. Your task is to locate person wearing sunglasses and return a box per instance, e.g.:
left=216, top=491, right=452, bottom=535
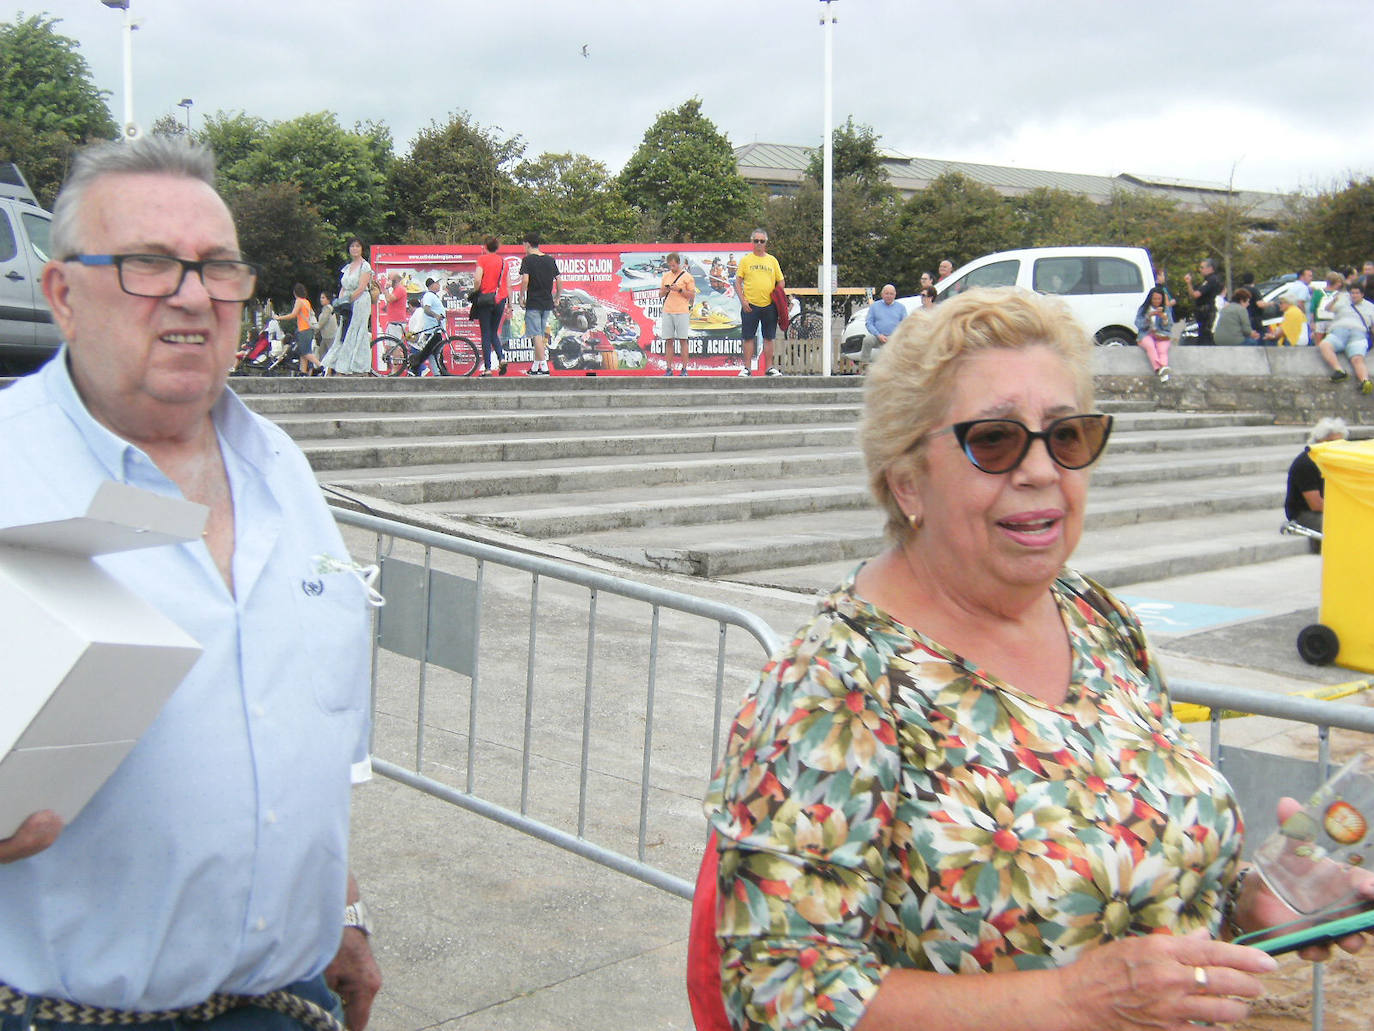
left=733, top=230, right=785, bottom=376
left=694, top=288, right=1371, bottom=1031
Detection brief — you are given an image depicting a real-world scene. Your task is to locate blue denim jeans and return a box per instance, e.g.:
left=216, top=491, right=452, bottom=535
left=477, top=298, right=506, bottom=369
left=1, top=975, right=343, bottom=1031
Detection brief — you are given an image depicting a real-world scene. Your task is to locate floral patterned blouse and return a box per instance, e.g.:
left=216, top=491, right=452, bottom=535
left=704, top=567, right=1243, bottom=1031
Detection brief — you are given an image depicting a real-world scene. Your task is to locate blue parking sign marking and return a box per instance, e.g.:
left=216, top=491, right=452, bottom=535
left=1117, top=596, right=1266, bottom=635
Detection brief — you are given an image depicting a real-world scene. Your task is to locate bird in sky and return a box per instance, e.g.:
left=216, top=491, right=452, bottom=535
left=581, top=44, right=589, bottom=58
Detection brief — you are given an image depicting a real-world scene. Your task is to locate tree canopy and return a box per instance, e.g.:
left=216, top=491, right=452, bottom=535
left=0, top=12, right=116, bottom=205
left=619, top=99, right=757, bottom=242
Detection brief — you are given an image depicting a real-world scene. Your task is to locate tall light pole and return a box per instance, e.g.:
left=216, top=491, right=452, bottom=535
left=820, top=0, right=836, bottom=377
left=99, top=0, right=139, bottom=139
left=178, top=98, right=193, bottom=134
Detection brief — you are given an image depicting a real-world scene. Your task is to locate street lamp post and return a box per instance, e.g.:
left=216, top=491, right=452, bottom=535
left=99, top=0, right=138, bottom=139
left=178, top=98, right=193, bottom=134
left=819, top=1, right=837, bottom=376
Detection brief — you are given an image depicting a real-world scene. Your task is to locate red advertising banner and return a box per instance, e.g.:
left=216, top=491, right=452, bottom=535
left=370, top=243, right=757, bottom=376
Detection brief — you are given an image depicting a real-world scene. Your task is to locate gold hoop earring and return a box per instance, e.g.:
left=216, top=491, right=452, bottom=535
left=907, top=512, right=922, bottom=531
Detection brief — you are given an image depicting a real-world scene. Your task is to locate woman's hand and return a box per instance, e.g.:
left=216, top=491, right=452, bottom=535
left=1236, top=797, right=1374, bottom=961
left=1058, top=931, right=1275, bottom=1031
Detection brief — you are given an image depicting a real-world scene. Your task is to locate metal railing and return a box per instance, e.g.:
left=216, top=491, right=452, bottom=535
left=334, top=508, right=781, bottom=900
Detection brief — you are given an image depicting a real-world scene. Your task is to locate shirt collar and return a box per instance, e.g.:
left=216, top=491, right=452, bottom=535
left=43, top=346, right=276, bottom=482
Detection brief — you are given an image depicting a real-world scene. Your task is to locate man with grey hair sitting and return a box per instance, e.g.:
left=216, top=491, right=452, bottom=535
left=0, top=136, right=380, bottom=1029
left=858, top=284, right=907, bottom=369
left=1284, top=416, right=1350, bottom=551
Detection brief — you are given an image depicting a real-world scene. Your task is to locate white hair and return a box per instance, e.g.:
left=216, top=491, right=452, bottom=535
left=1309, top=417, right=1349, bottom=444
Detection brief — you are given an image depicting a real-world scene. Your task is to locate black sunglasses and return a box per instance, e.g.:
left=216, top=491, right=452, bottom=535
left=751, top=238, right=767, bottom=244
left=929, top=413, right=1113, bottom=474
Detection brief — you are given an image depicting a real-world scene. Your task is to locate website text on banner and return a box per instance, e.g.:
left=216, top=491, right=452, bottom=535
left=370, top=244, right=756, bottom=376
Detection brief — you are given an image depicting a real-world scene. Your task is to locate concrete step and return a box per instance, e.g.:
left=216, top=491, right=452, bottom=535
left=302, top=424, right=858, bottom=471
left=271, top=401, right=862, bottom=441
left=554, top=476, right=1296, bottom=579
left=236, top=381, right=865, bottom=415
left=719, top=509, right=1309, bottom=595
left=321, top=449, right=862, bottom=504
left=441, top=466, right=1284, bottom=540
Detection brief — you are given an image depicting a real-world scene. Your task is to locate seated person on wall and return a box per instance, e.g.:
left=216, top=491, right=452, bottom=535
left=859, top=284, right=907, bottom=367
left=1285, top=417, right=1349, bottom=550
left=1213, top=288, right=1259, bottom=347
left=1268, top=294, right=1310, bottom=346
left=1316, top=282, right=1374, bottom=394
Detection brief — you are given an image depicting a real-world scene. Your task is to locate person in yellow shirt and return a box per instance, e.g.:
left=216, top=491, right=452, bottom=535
left=1269, top=295, right=1310, bottom=347
left=732, top=229, right=785, bottom=376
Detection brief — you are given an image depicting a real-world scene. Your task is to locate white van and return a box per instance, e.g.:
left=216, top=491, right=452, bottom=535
left=0, top=164, right=59, bottom=375
left=842, top=246, right=1154, bottom=354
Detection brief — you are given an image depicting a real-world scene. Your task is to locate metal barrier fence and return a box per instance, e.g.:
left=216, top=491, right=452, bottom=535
left=337, top=508, right=1374, bottom=1028
left=334, top=508, right=781, bottom=900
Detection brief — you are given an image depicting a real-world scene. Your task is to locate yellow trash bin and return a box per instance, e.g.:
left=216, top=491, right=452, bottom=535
left=1300, top=439, right=1374, bottom=671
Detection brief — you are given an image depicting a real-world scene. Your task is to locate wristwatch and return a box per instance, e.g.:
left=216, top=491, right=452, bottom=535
left=343, top=900, right=373, bottom=937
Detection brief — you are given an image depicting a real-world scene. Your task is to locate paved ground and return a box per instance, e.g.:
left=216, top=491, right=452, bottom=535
left=343, top=524, right=1374, bottom=1031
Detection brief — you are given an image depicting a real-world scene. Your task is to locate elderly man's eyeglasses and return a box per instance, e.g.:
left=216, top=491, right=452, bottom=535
left=751, top=238, right=767, bottom=244
left=63, top=253, right=259, bottom=302
left=929, top=413, right=1113, bottom=474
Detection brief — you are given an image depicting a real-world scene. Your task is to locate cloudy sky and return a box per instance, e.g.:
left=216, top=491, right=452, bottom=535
left=17, top=0, right=1374, bottom=196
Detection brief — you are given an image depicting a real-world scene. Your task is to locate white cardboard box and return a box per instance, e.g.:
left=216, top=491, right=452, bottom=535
left=0, top=481, right=206, bottom=838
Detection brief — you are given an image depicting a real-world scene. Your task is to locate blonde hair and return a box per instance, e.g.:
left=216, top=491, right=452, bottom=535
left=860, top=287, right=1096, bottom=542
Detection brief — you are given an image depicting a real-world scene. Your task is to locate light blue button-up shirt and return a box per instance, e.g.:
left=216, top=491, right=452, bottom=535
left=0, top=353, right=370, bottom=1009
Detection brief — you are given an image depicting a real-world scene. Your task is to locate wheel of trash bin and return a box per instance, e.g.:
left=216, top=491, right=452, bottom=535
left=1297, top=623, right=1339, bottom=666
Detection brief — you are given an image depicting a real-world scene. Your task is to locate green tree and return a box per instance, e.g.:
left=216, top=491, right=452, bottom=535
left=803, top=117, right=889, bottom=192
left=619, top=98, right=756, bottom=242
left=225, top=112, right=390, bottom=246
left=149, top=113, right=189, bottom=139
left=386, top=111, right=523, bottom=243
left=768, top=118, right=899, bottom=295
left=889, top=173, right=1016, bottom=290
left=197, top=111, right=268, bottom=175
left=1306, top=178, right=1374, bottom=272
left=1010, top=188, right=1102, bottom=248
left=498, top=152, right=640, bottom=243
left=0, top=12, right=116, bottom=205
left=227, top=181, right=329, bottom=303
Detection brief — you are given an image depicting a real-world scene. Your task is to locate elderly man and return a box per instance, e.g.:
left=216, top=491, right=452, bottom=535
left=0, top=138, right=380, bottom=1029
left=858, top=284, right=907, bottom=368
left=936, top=258, right=954, bottom=282
left=1286, top=417, right=1349, bottom=551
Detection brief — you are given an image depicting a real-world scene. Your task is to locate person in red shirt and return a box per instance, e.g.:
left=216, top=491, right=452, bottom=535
left=384, top=272, right=407, bottom=336
left=474, top=236, right=510, bottom=375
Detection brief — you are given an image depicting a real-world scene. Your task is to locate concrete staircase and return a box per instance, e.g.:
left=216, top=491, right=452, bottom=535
left=225, top=346, right=1372, bottom=594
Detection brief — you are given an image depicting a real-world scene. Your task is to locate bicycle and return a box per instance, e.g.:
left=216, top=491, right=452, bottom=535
left=371, top=326, right=481, bottom=377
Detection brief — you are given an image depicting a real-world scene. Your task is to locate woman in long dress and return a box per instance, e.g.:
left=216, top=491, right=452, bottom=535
left=323, top=237, right=373, bottom=375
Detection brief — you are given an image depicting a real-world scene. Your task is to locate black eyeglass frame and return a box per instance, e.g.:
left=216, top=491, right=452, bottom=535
left=927, top=413, right=1113, bottom=474
left=62, top=253, right=260, bottom=302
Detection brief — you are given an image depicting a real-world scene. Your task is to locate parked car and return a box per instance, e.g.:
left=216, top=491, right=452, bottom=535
left=0, top=163, right=59, bottom=375
left=842, top=246, right=1154, bottom=357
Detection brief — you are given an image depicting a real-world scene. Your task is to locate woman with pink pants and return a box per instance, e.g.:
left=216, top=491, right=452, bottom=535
left=1135, top=287, right=1174, bottom=381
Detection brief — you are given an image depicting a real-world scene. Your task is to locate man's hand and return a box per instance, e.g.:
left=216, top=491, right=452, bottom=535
left=0, top=810, right=63, bottom=863
left=325, top=927, right=381, bottom=1030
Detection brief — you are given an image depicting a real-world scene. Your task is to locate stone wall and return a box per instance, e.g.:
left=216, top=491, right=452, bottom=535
left=1093, top=346, right=1371, bottom=426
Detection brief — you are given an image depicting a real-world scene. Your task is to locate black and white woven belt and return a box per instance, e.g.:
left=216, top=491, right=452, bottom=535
left=0, top=983, right=343, bottom=1030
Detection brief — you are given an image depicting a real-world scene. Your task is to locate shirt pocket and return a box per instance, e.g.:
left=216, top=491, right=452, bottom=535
left=295, top=570, right=371, bottom=715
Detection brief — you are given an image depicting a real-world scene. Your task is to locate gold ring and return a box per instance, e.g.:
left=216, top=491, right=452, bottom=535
left=1194, top=965, right=1209, bottom=992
